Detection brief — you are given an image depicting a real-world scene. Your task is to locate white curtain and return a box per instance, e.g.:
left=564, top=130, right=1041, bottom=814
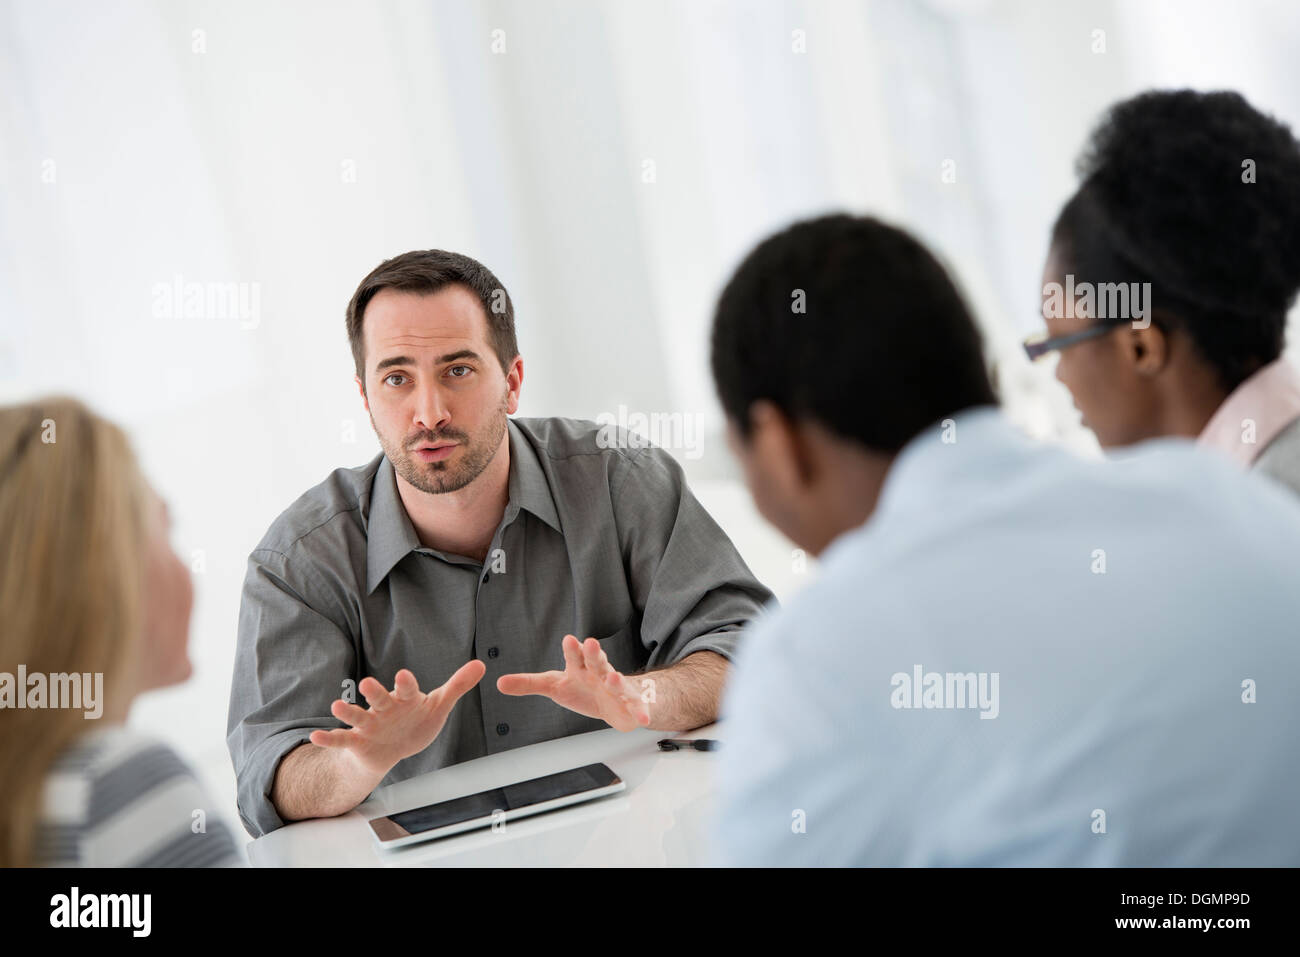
left=4, top=0, right=1299, bottom=841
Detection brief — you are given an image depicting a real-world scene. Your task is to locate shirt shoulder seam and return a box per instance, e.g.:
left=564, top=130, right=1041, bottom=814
left=252, top=503, right=363, bottom=560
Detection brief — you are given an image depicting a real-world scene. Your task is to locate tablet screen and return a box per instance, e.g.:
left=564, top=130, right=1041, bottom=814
left=386, top=763, right=619, bottom=834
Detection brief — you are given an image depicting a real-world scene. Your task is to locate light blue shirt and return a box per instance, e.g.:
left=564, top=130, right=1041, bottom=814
left=712, top=406, right=1300, bottom=866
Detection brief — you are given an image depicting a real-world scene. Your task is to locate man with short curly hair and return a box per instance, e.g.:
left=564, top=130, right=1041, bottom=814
left=709, top=211, right=1300, bottom=866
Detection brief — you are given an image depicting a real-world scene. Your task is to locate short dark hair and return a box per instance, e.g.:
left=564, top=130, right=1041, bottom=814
left=1052, top=89, right=1300, bottom=393
left=710, top=213, right=997, bottom=454
left=345, top=249, right=518, bottom=385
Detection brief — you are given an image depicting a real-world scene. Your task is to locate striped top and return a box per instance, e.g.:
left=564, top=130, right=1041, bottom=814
left=37, top=724, right=243, bottom=867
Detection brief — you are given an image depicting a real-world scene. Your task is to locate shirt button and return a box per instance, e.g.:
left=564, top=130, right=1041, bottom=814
left=487, top=647, right=499, bottom=659
left=496, top=722, right=509, bottom=736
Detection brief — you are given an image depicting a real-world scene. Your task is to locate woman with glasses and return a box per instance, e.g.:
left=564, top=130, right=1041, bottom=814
left=1029, top=89, right=1300, bottom=496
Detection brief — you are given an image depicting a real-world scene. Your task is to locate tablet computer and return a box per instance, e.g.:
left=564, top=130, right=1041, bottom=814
left=368, top=762, right=625, bottom=849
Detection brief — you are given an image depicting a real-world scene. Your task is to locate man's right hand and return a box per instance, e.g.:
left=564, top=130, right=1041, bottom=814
left=309, top=660, right=487, bottom=778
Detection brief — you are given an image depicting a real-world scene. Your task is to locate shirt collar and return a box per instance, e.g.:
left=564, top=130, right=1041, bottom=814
left=504, top=417, right=562, bottom=535
left=1198, top=358, right=1300, bottom=467
left=365, top=418, right=562, bottom=593
left=365, top=455, right=420, bottom=594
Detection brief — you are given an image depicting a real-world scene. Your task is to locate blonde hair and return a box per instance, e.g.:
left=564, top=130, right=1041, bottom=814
left=0, top=397, right=150, bottom=866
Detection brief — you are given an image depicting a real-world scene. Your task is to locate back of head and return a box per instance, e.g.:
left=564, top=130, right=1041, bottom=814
left=1053, top=89, right=1300, bottom=393
left=0, top=397, right=148, bottom=866
left=710, top=213, right=997, bottom=453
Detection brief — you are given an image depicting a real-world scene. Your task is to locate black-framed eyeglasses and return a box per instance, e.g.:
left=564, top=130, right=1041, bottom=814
left=1022, top=323, right=1122, bottom=362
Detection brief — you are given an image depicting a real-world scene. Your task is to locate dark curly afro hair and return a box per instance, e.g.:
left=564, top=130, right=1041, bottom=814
left=1051, top=89, right=1300, bottom=393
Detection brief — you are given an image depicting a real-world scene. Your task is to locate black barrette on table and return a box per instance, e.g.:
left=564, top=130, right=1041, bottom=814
left=657, top=738, right=721, bottom=752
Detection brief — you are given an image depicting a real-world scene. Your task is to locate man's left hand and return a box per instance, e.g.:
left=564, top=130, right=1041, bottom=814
left=497, top=634, right=653, bottom=732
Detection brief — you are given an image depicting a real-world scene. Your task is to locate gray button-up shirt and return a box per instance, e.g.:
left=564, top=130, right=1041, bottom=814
left=226, top=416, right=774, bottom=837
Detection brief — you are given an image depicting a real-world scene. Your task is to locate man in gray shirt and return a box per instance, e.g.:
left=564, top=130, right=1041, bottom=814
left=226, top=249, right=773, bottom=838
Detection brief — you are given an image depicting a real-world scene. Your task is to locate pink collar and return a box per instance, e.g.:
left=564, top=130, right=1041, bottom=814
left=1198, top=358, right=1300, bottom=466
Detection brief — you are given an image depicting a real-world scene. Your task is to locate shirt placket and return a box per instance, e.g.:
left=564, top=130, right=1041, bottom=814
left=475, top=507, right=518, bottom=750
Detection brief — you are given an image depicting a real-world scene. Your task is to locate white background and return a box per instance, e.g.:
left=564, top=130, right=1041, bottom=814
left=3, top=0, right=1299, bottom=851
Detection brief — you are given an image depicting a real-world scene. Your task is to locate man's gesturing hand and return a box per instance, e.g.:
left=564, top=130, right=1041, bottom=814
left=309, top=660, right=486, bottom=777
left=496, top=634, right=652, bottom=732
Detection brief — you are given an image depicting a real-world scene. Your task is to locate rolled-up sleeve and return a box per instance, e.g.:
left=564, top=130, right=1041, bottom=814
left=612, top=444, right=776, bottom=670
left=226, top=549, right=357, bottom=838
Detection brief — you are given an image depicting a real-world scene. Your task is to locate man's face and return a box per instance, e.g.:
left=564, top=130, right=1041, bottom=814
left=725, top=412, right=817, bottom=554
left=1041, top=246, right=1154, bottom=447
left=358, top=285, right=521, bottom=494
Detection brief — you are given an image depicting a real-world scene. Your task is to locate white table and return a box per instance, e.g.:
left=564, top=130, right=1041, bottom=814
left=246, top=722, right=727, bottom=866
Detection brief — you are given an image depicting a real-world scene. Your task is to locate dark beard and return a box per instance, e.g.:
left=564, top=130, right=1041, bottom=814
left=385, top=403, right=507, bottom=495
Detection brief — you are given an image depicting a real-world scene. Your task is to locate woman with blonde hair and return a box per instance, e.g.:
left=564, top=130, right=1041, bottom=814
left=0, top=396, right=240, bottom=866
